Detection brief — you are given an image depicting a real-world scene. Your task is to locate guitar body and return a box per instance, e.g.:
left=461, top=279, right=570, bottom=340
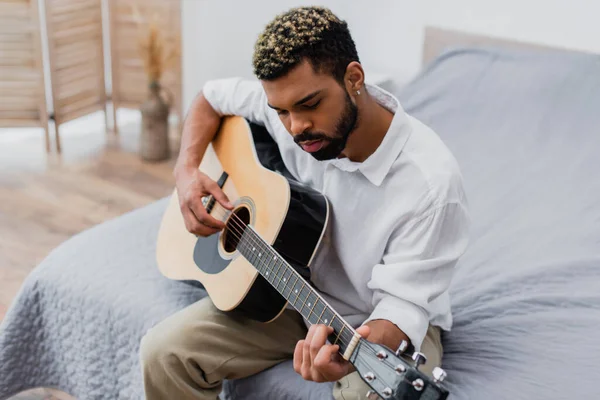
left=156, top=116, right=329, bottom=323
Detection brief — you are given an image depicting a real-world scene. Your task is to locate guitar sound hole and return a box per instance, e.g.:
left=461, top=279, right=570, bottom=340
left=223, top=206, right=251, bottom=253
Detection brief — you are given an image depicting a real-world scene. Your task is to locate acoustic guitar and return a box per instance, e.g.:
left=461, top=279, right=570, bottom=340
left=156, top=116, right=450, bottom=400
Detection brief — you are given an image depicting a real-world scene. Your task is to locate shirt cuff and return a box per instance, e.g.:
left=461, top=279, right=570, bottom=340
left=362, top=294, right=429, bottom=352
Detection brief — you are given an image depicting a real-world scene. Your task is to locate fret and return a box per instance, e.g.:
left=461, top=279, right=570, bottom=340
left=271, top=256, right=283, bottom=291
left=328, top=314, right=337, bottom=330
left=267, top=253, right=279, bottom=286
left=276, top=260, right=288, bottom=293
left=292, top=281, right=304, bottom=308
left=239, top=234, right=250, bottom=259
left=312, top=300, right=327, bottom=325
left=259, top=247, right=271, bottom=274
left=290, top=275, right=300, bottom=303
left=255, top=246, right=267, bottom=275
left=263, top=252, right=275, bottom=282
left=244, top=231, right=257, bottom=258
left=281, top=268, right=293, bottom=300
left=244, top=236, right=258, bottom=264
left=266, top=256, right=279, bottom=287
left=328, top=316, right=351, bottom=353
left=256, top=243, right=266, bottom=272
left=263, top=254, right=274, bottom=285
left=322, top=308, right=334, bottom=326
left=306, top=298, right=318, bottom=322
left=333, top=324, right=346, bottom=345
left=317, top=303, right=327, bottom=324
left=304, top=291, right=316, bottom=321
left=297, top=282, right=309, bottom=313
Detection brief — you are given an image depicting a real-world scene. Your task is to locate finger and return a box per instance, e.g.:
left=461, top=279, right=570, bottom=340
left=309, top=325, right=330, bottom=363
left=313, top=344, right=341, bottom=368
left=302, top=325, right=316, bottom=379
left=189, top=198, right=226, bottom=230
left=356, top=325, right=371, bottom=339
left=207, top=181, right=233, bottom=210
left=181, top=206, right=219, bottom=237
left=313, top=344, right=344, bottom=381
left=293, top=340, right=304, bottom=374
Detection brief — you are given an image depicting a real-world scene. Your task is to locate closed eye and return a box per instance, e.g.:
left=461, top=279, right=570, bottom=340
left=304, top=100, right=321, bottom=109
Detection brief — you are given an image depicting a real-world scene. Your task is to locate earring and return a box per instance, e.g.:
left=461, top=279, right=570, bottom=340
left=356, top=90, right=360, bottom=95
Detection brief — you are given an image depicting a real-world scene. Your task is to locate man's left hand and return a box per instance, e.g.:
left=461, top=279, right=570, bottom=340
left=293, top=324, right=371, bottom=382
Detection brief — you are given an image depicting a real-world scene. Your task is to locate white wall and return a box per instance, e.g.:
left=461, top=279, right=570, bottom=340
left=181, top=0, right=600, bottom=111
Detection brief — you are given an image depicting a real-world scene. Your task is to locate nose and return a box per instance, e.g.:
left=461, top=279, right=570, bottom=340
left=289, top=113, right=311, bottom=136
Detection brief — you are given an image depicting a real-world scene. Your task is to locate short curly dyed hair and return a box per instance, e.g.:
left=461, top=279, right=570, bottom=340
left=252, top=6, right=359, bottom=84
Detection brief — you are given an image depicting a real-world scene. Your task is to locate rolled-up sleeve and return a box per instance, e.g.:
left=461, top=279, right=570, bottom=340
left=202, top=77, right=274, bottom=130
left=365, top=202, right=470, bottom=351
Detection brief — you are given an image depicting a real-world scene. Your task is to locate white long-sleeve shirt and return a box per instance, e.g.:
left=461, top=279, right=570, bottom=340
left=202, top=78, right=470, bottom=351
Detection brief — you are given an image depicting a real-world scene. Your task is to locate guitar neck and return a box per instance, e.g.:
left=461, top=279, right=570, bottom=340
left=238, top=226, right=357, bottom=357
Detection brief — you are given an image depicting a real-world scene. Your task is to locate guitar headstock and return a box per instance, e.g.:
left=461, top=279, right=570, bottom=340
left=349, top=339, right=449, bottom=400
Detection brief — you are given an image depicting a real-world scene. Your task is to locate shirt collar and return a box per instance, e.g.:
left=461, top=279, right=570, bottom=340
left=329, top=83, right=412, bottom=186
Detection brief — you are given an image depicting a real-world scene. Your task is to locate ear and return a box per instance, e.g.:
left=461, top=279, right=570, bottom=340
left=343, top=61, right=365, bottom=97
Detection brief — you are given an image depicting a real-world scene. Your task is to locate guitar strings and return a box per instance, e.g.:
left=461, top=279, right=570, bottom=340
left=201, top=203, right=358, bottom=350
left=204, top=203, right=354, bottom=346
left=210, top=205, right=410, bottom=365
left=211, top=205, right=408, bottom=364
left=204, top=203, right=404, bottom=364
left=223, top=211, right=419, bottom=371
left=211, top=206, right=358, bottom=349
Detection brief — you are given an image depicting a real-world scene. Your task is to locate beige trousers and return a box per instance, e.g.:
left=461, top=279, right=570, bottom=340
left=140, top=296, right=442, bottom=400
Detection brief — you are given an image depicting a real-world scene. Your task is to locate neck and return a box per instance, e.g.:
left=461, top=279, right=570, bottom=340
left=237, top=224, right=358, bottom=358
left=340, top=91, right=394, bottom=162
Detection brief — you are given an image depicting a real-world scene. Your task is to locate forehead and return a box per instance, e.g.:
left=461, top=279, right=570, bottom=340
left=261, top=59, right=338, bottom=107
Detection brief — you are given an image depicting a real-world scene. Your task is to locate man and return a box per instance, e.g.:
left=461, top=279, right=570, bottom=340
left=140, top=6, right=469, bottom=400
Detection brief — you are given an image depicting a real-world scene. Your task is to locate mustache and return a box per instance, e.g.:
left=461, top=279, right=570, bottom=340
left=293, top=131, right=329, bottom=144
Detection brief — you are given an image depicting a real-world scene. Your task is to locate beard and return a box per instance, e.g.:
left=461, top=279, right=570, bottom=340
left=293, top=92, right=358, bottom=161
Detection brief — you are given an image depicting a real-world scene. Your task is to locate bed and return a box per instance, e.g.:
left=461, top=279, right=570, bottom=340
left=1, top=27, right=600, bottom=400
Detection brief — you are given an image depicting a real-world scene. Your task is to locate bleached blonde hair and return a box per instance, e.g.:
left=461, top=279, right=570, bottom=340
left=252, top=6, right=359, bottom=83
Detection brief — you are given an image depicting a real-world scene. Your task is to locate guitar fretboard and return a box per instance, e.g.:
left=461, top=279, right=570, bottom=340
left=237, top=225, right=356, bottom=355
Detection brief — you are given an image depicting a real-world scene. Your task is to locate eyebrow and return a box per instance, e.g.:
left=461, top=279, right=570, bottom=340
left=267, top=90, right=322, bottom=110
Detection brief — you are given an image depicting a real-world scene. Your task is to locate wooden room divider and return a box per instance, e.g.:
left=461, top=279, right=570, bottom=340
left=0, top=0, right=50, bottom=150
left=1, top=0, right=182, bottom=153
left=44, top=0, right=107, bottom=152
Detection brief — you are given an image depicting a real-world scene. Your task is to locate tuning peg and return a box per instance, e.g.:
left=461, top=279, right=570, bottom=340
left=411, top=351, right=427, bottom=368
left=412, top=378, right=424, bottom=392
left=394, top=340, right=409, bottom=356
left=363, top=372, right=376, bottom=383
left=432, top=366, right=447, bottom=383
left=365, top=390, right=376, bottom=399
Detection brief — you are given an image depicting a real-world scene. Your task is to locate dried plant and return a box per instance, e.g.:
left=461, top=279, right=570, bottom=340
left=132, top=4, right=180, bottom=85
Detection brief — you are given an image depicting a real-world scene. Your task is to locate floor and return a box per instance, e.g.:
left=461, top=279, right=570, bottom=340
left=0, top=110, right=178, bottom=400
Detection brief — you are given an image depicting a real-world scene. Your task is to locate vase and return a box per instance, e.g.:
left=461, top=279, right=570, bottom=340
left=140, top=81, right=172, bottom=162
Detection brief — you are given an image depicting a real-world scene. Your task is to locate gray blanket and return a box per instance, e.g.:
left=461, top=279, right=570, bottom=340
left=2, top=46, right=600, bottom=400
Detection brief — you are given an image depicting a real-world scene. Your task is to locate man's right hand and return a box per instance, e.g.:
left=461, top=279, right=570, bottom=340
left=174, top=166, right=234, bottom=237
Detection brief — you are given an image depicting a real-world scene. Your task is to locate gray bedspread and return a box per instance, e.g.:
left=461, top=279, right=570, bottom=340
left=2, top=46, right=600, bottom=400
